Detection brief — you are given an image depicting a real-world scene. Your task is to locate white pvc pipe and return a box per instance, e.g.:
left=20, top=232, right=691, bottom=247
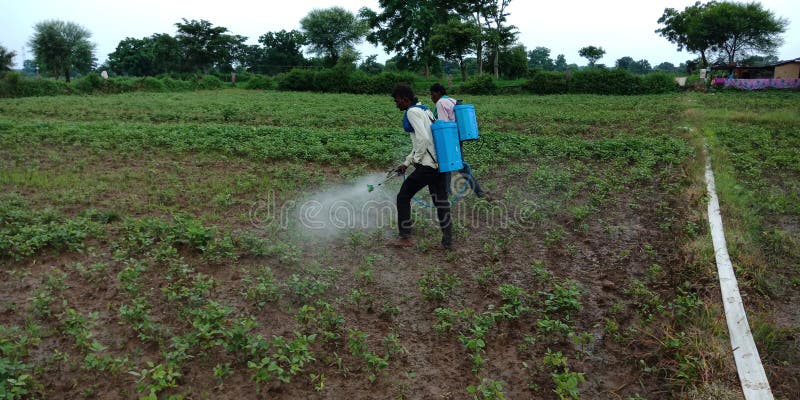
left=704, top=145, right=773, bottom=399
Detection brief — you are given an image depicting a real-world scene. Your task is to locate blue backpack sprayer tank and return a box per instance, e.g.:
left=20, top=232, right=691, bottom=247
left=368, top=102, right=481, bottom=207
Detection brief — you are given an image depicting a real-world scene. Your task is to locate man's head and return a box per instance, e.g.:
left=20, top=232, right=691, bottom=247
left=392, top=84, right=416, bottom=111
left=430, top=83, right=446, bottom=104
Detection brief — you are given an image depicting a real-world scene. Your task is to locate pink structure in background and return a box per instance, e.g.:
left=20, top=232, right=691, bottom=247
left=712, top=78, right=800, bottom=90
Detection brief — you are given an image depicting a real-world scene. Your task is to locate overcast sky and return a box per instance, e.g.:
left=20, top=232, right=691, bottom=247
left=3, top=0, right=799, bottom=69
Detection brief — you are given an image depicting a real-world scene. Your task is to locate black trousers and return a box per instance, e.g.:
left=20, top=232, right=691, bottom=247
left=397, top=165, right=452, bottom=242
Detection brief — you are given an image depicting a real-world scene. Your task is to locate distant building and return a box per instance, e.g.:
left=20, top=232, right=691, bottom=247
left=773, top=59, right=800, bottom=79
left=709, top=58, right=800, bottom=79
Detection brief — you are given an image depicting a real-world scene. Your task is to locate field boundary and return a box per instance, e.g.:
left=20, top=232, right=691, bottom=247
left=703, top=144, right=773, bottom=400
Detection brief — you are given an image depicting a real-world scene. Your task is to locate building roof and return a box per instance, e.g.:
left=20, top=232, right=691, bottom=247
left=708, top=58, right=799, bottom=71
left=772, top=58, right=800, bottom=67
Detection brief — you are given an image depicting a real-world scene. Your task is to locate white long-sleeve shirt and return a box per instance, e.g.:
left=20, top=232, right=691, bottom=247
left=402, top=104, right=438, bottom=169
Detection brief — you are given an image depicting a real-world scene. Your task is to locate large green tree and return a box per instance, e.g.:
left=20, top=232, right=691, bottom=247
left=492, top=43, right=527, bottom=79
left=482, top=0, right=517, bottom=78
left=175, top=19, right=246, bottom=73
left=528, top=46, right=554, bottom=71
left=108, top=34, right=181, bottom=76
left=360, top=0, right=456, bottom=78
left=615, top=56, right=652, bottom=74
left=429, top=17, right=479, bottom=81
left=28, top=20, right=96, bottom=82
left=554, top=54, right=568, bottom=72
left=657, top=2, right=720, bottom=67
left=256, top=30, right=307, bottom=74
left=0, top=45, right=15, bottom=73
left=704, top=1, right=787, bottom=65
left=578, top=45, right=605, bottom=67
left=459, top=0, right=492, bottom=75
left=300, top=7, right=367, bottom=67
left=657, top=1, right=787, bottom=67
left=108, top=37, right=154, bottom=76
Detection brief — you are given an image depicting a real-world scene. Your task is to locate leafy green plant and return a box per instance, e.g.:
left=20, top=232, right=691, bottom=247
left=296, top=301, right=344, bottom=343
left=129, top=361, right=182, bottom=399
left=498, top=284, right=530, bottom=320
left=286, top=274, right=330, bottom=302
left=247, top=333, right=316, bottom=386
left=625, top=279, right=665, bottom=322
left=418, top=267, right=461, bottom=302
left=552, top=369, right=585, bottom=400
left=348, top=289, right=374, bottom=312
left=467, top=377, right=507, bottom=399
left=243, top=267, right=279, bottom=309
left=82, top=353, right=129, bottom=374
left=542, top=281, right=583, bottom=319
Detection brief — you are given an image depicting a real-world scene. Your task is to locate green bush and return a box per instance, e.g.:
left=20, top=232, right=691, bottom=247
left=523, top=71, right=567, bottom=94
left=246, top=74, right=276, bottom=90
left=460, top=74, right=497, bottom=95
left=196, top=75, right=223, bottom=90
left=139, top=77, right=166, bottom=92
left=641, top=72, right=679, bottom=94
left=106, top=77, right=138, bottom=94
left=569, top=68, right=641, bottom=95
left=314, top=69, right=350, bottom=93
left=160, top=77, right=194, bottom=92
left=74, top=72, right=104, bottom=94
left=277, top=68, right=316, bottom=91
left=0, top=73, right=75, bottom=98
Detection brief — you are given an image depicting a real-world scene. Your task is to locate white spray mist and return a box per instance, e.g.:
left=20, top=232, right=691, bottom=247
left=293, top=173, right=401, bottom=241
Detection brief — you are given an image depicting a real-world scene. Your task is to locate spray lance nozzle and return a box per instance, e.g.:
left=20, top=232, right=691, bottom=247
left=367, top=169, right=402, bottom=192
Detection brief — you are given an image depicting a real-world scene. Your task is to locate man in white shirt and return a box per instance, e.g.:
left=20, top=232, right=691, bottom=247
left=387, top=84, right=453, bottom=250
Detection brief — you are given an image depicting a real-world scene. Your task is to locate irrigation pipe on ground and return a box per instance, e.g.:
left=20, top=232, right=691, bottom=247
left=704, top=144, right=773, bottom=400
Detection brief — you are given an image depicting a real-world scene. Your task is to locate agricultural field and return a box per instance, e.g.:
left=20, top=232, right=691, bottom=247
left=0, top=89, right=797, bottom=399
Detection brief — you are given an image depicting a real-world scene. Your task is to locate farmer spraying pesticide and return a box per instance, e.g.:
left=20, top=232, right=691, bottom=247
left=387, top=84, right=453, bottom=250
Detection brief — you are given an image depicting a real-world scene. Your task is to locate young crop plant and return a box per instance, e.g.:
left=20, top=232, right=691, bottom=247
left=242, top=267, right=279, bottom=309
left=81, top=353, right=129, bottom=374
left=498, top=284, right=531, bottom=320
left=379, top=300, right=401, bottom=321
left=418, top=267, right=462, bottom=302
left=295, top=301, right=345, bottom=343
left=542, top=280, right=583, bottom=319
left=536, top=317, right=573, bottom=342
left=247, top=333, right=316, bottom=388
left=286, top=274, right=331, bottom=302
left=345, top=329, right=391, bottom=383
left=73, top=261, right=109, bottom=283
left=117, top=259, right=148, bottom=295
left=200, top=233, right=237, bottom=264
left=0, top=325, right=41, bottom=399
left=129, top=361, right=182, bottom=400
left=433, top=307, right=465, bottom=334
left=356, top=254, right=380, bottom=285
left=542, top=349, right=585, bottom=400
left=213, top=362, right=233, bottom=387
left=30, top=287, right=56, bottom=319
left=348, top=288, right=375, bottom=313
left=466, top=377, right=507, bottom=400
left=382, top=333, right=408, bottom=358
left=60, top=308, right=104, bottom=353
left=473, top=264, right=499, bottom=287
left=163, top=273, right=216, bottom=308
left=625, top=279, right=665, bottom=322
left=188, top=300, right=233, bottom=349
left=119, top=296, right=169, bottom=342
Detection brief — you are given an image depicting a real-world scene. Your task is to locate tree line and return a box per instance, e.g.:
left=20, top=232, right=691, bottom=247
left=2, top=1, right=788, bottom=82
